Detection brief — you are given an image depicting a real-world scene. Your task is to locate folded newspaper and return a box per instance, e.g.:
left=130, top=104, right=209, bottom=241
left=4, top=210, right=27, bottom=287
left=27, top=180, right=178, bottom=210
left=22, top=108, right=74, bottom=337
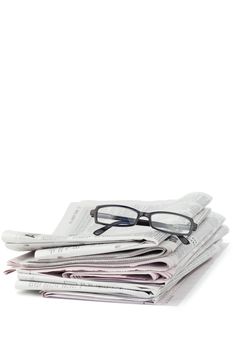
left=2, top=193, right=229, bottom=304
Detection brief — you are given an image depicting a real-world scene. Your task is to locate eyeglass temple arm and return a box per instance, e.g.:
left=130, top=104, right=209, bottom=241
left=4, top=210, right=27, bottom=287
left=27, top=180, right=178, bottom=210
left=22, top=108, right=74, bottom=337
left=93, top=220, right=123, bottom=236
left=93, top=222, right=192, bottom=243
left=178, top=235, right=190, bottom=244
left=94, top=221, right=190, bottom=245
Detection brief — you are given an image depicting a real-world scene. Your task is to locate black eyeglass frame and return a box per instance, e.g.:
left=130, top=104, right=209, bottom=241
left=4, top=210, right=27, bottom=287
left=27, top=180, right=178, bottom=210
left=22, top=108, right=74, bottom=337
left=90, top=204, right=198, bottom=239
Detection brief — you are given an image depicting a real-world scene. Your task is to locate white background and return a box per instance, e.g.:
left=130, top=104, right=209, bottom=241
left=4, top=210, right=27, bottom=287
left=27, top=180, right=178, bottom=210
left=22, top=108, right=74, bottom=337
left=0, top=1, right=232, bottom=349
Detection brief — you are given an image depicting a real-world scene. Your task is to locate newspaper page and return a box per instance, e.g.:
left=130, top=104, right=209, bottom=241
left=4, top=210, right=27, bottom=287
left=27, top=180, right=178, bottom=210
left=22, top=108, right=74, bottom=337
left=2, top=192, right=211, bottom=252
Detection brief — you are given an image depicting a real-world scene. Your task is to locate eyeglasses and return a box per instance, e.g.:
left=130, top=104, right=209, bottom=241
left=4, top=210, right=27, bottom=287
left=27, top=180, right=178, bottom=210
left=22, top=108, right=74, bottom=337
left=90, top=205, right=198, bottom=245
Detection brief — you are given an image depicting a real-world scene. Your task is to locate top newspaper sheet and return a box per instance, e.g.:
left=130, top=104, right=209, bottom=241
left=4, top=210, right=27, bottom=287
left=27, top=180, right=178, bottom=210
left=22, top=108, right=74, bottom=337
left=2, top=192, right=212, bottom=254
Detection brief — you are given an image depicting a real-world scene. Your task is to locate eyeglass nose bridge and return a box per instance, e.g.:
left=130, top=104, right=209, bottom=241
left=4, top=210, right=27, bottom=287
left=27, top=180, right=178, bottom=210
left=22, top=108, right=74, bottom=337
left=139, top=212, right=150, bottom=219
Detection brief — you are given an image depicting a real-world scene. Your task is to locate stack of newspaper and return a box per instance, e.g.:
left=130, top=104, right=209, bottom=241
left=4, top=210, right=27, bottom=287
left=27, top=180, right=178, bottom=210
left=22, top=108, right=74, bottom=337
left=2, top=193, right=228, bottom=304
